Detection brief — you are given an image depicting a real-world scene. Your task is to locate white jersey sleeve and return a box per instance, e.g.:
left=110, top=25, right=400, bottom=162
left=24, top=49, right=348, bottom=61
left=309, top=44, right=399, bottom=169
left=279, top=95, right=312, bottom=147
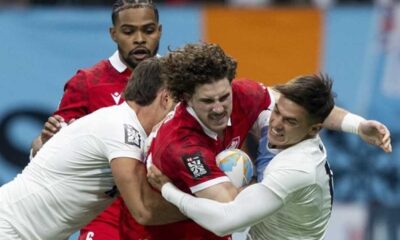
left=161, top=182, right=284, bottom=237
left=100, top=123, right=144, bottom=162
left=97, top=103, right=147, bottom=163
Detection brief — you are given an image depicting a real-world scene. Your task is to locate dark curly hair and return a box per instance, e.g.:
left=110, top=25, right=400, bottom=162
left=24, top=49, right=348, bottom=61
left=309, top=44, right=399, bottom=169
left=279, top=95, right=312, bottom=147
left=111, top=0, right=159, bottom=25
left=160, top=43, right=237, bottom=102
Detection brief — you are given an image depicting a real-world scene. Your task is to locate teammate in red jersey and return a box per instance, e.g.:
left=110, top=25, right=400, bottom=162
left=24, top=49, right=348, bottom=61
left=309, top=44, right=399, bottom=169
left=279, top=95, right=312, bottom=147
left=30, top=0, right=163, bottom=239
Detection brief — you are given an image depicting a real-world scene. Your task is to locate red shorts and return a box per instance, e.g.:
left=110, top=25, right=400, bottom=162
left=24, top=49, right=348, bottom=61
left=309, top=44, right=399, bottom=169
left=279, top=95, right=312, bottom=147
left=119, top=200, right=231, bottom=240
left=78, top=197, right=122, bottom=240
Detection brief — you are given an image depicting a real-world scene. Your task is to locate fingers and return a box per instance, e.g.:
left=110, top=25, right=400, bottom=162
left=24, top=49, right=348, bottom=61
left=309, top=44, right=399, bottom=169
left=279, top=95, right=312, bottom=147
left=147, top=165, right=163, bottom=191
left=377, top=124, right=392, bottom=153
left=45, top=115, right=65, bottom=132
left=40, top=115, right=66, bottom=144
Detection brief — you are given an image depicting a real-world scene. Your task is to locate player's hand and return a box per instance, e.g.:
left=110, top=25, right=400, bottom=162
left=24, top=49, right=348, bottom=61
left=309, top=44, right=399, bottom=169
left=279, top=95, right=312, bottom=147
left=358, top=120, right=392, bottom=153
left=40, top=115, right=75, bottom=144
left=147, top=165, right=171, bottom=191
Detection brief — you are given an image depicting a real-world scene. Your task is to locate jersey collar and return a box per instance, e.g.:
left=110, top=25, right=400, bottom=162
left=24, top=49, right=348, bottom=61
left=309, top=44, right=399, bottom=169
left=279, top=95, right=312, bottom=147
left=109, top=51, right=128, bottom=73
left=109, top=52, right=162, bottom=73
left=186, top=106, right=232, bottom=140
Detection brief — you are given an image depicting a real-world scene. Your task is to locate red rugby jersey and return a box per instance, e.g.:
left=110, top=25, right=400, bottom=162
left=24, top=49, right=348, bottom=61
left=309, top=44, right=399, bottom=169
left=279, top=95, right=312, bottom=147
left=54, top=57, right=131, bottom=122
left=120, top=79, right=271, bottom=240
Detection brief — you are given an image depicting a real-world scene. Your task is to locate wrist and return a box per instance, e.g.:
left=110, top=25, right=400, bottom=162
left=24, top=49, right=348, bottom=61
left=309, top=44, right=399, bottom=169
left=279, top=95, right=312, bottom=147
left=341, top=113, right=365, bottom=135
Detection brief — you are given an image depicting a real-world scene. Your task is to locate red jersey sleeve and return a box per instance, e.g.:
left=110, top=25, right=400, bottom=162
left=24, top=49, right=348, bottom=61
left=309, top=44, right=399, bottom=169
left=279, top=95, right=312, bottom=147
left=53, top=70, right=89, bottom=122
left=160, top=142, right=228, bottom=193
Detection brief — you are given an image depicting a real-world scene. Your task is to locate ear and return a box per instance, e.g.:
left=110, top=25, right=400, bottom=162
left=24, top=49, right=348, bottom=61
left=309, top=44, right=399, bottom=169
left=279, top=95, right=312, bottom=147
left=159, top=89, right=169, bottom=109
left=159, top=24, right=163, bottom=35
left=109, top=27, right=117, bottom=43
left=308, top=123, right=322, bottom=137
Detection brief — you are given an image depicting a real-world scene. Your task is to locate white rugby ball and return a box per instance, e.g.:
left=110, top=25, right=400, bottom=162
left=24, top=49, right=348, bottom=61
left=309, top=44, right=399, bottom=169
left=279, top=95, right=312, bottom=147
left=216, top=149, right=254, bottom=188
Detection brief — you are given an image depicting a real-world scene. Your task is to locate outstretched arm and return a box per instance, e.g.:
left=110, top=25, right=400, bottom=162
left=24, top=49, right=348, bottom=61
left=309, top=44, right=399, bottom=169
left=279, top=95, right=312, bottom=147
left=322, top=106, right=391, bottom=152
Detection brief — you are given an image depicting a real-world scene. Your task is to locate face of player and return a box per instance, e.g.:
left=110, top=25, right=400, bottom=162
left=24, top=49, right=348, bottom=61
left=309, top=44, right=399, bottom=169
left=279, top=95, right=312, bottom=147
left=110, top=7, right=161, bottom=70
left=187, top=78, right=233, bottom=136
left=268, top=96, right=321, bottom=149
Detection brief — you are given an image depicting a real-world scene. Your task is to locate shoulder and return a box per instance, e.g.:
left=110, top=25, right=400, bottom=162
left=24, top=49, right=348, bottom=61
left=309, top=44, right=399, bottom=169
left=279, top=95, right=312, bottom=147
left=65, top=59, right=112, bottom=86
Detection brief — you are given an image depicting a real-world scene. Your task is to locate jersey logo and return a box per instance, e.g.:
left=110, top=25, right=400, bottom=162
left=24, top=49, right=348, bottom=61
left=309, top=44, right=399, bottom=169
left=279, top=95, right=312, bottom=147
left=227, top=136, right=240, bottom=149
left=124, top=124, right=141, bottom=148
left=182, top=152, right=210, bottom=179
left=111, top=92, right=121, bottom=105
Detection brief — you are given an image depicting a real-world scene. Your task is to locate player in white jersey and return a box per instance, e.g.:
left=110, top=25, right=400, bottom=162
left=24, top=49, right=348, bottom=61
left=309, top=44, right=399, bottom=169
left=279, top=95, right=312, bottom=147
left=147, top=74, right=392, bottom=240
left=0, top=58, right=184, bottom=240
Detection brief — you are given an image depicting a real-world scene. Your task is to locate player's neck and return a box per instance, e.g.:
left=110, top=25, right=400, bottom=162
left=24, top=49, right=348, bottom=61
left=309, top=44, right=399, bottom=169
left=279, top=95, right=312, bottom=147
left=126, top=101, right=157, bottom=135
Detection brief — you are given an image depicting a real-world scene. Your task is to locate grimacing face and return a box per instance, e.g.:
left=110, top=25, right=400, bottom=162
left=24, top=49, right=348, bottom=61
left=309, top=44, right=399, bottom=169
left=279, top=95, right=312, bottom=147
left=268, top=96, right=321, bottom=149
left=110, top=7, right=161, bottom=70
left=188, top=78, right=233, bottom=137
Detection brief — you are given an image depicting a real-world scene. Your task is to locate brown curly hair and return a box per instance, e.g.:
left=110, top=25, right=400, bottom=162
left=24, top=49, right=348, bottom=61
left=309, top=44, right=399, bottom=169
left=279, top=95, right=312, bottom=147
left=160, top=43, right=237, bottom=102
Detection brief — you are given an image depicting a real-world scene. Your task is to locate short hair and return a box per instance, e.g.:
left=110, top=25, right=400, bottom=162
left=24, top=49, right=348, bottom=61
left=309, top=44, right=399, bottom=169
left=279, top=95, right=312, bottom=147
left=161, top=43, right=237, bottom=102
left=273, top=74, right=336, bottom=124
left=123, top=57, right=164, bottom=106
left=111, top=0, right=159, bottom=25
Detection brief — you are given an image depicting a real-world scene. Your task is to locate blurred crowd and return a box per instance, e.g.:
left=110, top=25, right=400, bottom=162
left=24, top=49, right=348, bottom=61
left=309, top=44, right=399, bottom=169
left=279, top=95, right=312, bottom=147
left=0, top=0, right=378, bottom=8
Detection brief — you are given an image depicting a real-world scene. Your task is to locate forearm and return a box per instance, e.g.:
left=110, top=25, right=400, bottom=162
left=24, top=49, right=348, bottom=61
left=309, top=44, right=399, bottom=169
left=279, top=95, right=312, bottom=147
left=323, top=106, right=364, bottom=133
left=141, top=185, right=187, bottom=225
left=162, top=183, right=283, bottom=236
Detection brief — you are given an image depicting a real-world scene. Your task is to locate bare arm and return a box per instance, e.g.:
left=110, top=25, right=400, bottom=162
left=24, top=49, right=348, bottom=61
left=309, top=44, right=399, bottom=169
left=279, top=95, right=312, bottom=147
left=322, top=106, right=391, bottom=152
left=322, top=106, right=348, bottom=131
left=111, top=157, right=186, bottom=225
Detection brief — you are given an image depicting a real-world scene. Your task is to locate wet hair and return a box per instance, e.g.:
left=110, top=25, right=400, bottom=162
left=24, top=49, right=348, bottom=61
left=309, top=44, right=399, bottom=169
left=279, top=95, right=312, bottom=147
left=273, top=74, right=336, bottom=124
left=123, top=57, right=164, bottom=106
left=111, top=0, right=159, bottom=25
left=161, top=43, right=237, bottom=102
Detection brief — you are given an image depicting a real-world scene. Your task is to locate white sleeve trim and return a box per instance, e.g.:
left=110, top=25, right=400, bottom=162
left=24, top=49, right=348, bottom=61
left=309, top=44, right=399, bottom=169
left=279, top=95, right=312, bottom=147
left=108, top=150, right=143, bottom=163
left=189, top=176, right=231, bottom=193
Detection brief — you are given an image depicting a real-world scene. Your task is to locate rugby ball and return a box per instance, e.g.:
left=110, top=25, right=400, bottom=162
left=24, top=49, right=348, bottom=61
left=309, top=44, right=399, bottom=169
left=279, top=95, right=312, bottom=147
left=216, top=149, right=254, bottom=188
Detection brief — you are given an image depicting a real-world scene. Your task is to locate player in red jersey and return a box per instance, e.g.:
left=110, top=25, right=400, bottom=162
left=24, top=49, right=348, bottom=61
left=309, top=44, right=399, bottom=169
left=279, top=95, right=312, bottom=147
left=120, top=43, right=271, bottom=240
left=30, top=0, right=163, bottom=239
left=120, top=42, right=392, bottom=240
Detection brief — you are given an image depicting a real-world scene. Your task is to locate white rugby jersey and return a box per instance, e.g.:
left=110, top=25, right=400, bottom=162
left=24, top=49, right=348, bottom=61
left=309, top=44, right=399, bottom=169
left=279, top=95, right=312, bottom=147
left=0, top=102, right=146, bottom=240
left=249, top=136, right=333, bottom=240
left=160, top=135, right=333, bottom=240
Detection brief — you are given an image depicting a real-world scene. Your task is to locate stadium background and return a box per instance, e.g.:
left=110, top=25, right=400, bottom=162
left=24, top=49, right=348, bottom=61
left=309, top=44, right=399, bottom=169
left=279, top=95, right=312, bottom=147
left=0, top=1, right=399, bottom=239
